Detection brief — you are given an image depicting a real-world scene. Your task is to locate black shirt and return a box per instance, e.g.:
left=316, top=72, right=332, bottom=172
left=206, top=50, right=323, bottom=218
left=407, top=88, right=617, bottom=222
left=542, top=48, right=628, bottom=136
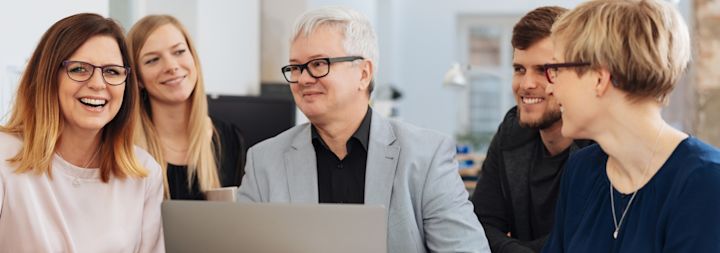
left=167, top=117, right=246, bottom=200
left=471, top=107, right=592, bottom=253
left=312, top=108, right=371, bottom=204
left=528, top=143, right=571, bottom=239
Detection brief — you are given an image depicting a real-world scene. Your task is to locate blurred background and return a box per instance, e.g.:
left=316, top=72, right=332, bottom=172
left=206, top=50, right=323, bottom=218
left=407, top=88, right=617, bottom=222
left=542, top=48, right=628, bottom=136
left=1, top=0, right=718, bottom=155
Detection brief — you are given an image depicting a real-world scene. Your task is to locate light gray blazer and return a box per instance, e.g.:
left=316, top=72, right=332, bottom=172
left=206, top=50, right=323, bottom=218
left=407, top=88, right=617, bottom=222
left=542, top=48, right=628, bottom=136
left=237, top=112, right=490, bottom=253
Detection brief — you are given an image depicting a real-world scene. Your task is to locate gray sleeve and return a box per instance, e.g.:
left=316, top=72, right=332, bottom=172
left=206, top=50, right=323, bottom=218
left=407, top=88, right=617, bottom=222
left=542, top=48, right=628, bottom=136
left=421, top=136, right=491, bottom=253
left=236, top=146, right=262, bottom=202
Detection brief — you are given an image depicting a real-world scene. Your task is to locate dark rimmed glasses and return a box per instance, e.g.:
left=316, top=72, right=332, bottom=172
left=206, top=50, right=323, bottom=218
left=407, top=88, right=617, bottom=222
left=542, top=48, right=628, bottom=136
left=62, top=60, right=130, bottom=86
left=281, top=56, right=364, bottom=83
left=543, top=62, right=590, bottom=84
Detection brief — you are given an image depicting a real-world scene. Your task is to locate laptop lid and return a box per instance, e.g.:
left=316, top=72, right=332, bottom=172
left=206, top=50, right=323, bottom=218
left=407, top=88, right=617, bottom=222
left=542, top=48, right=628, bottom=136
left=162, top=201, right=387, bottom=253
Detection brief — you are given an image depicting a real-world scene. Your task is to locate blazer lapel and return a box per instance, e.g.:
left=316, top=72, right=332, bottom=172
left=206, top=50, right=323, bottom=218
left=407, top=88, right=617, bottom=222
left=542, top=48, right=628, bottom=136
left=364, top=113, right=400, bottom=209
left=285, top=124, right=319, bottom=203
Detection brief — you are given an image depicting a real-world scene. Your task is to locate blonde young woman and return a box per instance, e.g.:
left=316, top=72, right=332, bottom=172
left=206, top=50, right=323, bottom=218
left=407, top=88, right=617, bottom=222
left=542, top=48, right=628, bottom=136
left=128, top=15, right=245, bottom=200
left=541, top=0, right=720, bottom=252
left=0, top=13, right=164, bottom=252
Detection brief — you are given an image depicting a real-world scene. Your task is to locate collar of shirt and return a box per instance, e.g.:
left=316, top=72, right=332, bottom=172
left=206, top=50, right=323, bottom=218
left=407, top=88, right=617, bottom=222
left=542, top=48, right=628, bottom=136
left=311, top=107, right=372, bottom=152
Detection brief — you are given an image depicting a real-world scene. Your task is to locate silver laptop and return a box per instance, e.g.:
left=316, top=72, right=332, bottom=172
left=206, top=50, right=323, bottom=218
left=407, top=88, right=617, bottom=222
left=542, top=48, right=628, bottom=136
left=162, top=201, right=387, bottom=253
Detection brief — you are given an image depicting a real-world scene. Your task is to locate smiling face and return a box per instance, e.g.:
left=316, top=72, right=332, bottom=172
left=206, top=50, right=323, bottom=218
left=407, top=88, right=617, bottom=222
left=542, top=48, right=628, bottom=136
left=58, top=35, right=126, bottom=133
left=512, top=38, right=561, bottom=129
left=138, top=24, right=197, bottom=106
left=288, top=24, right=371, bottom=123
left=546, top=39, right=601, bottom=139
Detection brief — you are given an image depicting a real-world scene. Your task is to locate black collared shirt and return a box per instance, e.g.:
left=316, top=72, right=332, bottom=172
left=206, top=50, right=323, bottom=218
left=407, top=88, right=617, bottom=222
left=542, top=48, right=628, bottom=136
left=312, top=108, right=371, bottom=204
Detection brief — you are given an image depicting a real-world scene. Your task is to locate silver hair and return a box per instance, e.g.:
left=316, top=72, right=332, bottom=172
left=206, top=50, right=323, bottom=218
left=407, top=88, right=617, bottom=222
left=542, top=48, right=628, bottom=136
left=290, top=6, right=378, bottom=93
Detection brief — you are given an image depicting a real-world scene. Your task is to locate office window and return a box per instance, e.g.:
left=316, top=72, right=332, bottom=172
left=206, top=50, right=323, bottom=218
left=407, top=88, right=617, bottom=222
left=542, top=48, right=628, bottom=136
left=457, top=15, right=517, bottom=152
left=468, top=27, right=501, bottom=67
left=469, top=75, right=502, bottom=134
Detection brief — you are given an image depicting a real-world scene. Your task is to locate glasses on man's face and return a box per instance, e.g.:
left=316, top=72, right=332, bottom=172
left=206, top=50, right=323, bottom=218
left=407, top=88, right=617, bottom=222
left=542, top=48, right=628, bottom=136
left=62, top=60, right=130, bottom=86
left=280, top=56, right=364, bottom=83
left=543, top=62, right=591, bottom=84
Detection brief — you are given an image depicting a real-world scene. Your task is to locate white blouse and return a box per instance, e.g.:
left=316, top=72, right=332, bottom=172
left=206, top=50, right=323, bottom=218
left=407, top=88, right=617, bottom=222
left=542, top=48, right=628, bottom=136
left=0, top=132, right=165, bottom=253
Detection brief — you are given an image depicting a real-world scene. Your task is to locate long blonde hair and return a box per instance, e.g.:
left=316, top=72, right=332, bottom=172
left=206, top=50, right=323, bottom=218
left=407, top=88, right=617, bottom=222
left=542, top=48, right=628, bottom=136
left=1, top=13, right=147, bottom=181
left=128, top=15, right=220, bottom=198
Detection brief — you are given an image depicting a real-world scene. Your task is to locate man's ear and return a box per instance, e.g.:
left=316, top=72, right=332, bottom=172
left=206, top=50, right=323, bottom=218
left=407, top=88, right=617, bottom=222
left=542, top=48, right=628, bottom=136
left=359, top=59, right=373, bottom=91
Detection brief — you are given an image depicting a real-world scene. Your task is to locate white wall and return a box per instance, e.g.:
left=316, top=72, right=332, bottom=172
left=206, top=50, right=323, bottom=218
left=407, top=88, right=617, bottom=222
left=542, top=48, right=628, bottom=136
left=375, top=0, right=403, bottom=92
left=259, top=0, right=380, bottom=125
left=261, top=0, right=308, bottom=83
left=199, top=0, right=260, bottom=95
left=145, top=0, right=260, bottom=96
left=308, top=0, right=377, bottom=27
left=0, top=0, right=109, bottom=122
left=260, top=0, right=378, bottom=84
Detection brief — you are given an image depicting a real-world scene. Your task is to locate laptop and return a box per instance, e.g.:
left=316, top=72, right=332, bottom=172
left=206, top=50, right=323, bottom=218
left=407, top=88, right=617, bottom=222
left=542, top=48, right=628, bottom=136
left=161, top=201, right=387, bottom=253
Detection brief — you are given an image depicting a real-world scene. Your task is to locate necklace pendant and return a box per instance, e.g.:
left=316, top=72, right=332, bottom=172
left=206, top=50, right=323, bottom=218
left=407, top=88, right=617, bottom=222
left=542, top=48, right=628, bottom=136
left=613, top=231, right=618, bottom=239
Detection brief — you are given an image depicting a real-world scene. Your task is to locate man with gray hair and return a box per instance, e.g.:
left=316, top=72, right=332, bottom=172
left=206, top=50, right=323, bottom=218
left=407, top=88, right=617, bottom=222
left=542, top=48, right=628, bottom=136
left=237, top=6, right=490, bottom=253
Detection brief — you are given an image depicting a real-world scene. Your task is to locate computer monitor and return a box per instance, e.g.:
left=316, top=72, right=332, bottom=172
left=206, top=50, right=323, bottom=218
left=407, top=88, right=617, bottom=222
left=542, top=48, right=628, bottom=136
left=207, top=95, right=296, bottom=149
left=162, top=201, right=388, bottom=253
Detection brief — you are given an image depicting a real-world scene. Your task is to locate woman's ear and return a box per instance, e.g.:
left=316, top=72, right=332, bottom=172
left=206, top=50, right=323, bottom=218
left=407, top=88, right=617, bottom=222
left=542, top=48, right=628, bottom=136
left=595, top=68, right=613, bottom=97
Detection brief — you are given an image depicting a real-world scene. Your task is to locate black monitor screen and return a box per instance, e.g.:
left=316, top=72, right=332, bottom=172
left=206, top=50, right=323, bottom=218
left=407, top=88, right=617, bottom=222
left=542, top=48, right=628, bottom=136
left=207, top=95, right=296, bottom=149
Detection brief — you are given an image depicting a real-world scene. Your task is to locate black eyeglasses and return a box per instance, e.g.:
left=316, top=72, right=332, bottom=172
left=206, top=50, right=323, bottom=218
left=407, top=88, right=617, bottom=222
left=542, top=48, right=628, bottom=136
left=543, top=62, right=590, bottom=84
left=281, top=56, right=364, bottom=83
left=62, top=60, right=130, bottom=86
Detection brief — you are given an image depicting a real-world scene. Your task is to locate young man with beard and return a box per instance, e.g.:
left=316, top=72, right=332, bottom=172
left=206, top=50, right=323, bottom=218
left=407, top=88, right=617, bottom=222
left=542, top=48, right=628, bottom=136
left=470, top=6, right=591, bottom=253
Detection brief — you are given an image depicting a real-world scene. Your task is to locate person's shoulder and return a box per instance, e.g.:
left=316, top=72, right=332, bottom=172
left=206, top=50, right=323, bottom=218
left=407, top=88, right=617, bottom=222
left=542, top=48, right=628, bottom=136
left=671, top=137, right=720, bottom=188
left=384, top=116, right=449, bottom=145
left=681, top=137, right=720, bottom=164
left=133, top=145, right=162, bottom=176
left=0, top=132, right=22, bottom=174
left=0, top=132, right=22, bottom=157
left=571, top=143, right=604, bottom=158
left=666, top=139, right=720, bottom=208
left=133, top=145, right=155, bottom=165
left=564, top=143, right=605, bottom=176
left=567, top=143, right=604, bottom=164
left=249, top=123, right=310, bottom=152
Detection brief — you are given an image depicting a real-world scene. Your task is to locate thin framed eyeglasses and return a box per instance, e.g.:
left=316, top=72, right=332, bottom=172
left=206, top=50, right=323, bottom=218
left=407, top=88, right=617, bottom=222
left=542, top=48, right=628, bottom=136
left=62, top=60, right=130, bottom=86
left=543, top=62, right=590, bottom=84
left=281, top=56, right=364, bottom=83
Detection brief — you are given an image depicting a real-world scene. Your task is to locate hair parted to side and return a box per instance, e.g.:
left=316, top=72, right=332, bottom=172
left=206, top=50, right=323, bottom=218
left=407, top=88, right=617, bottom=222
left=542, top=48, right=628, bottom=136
left=512, top=6, right=568, bottom=50
left=290, top=6, right=378, bottom=94
left=0, top=13, right=146, bottom=181
left=551, top=0, right=691, bottom=102
left=127, top=15, right=221, bottom=199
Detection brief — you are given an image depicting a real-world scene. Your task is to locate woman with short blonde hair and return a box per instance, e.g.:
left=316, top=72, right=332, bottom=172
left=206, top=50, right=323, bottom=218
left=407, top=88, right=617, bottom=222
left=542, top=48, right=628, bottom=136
left=128, top=15, right=245, bottom=199
left=0, top=13, right=164, bottom=252
left=542, top=0, right=720, bottom=252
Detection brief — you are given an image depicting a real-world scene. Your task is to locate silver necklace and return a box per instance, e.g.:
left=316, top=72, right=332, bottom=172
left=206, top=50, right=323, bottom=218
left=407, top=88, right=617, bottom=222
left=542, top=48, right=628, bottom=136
left=609, top=123, right=665, bottom=239
left=57, top=146, right=101, bottom=186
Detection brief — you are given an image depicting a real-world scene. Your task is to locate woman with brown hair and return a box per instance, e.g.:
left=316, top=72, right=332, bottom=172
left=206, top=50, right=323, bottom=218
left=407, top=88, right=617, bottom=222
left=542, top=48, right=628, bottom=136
left=128, top=15, right=245, bottom=200
left=0, top=13, right=164, bottom=252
